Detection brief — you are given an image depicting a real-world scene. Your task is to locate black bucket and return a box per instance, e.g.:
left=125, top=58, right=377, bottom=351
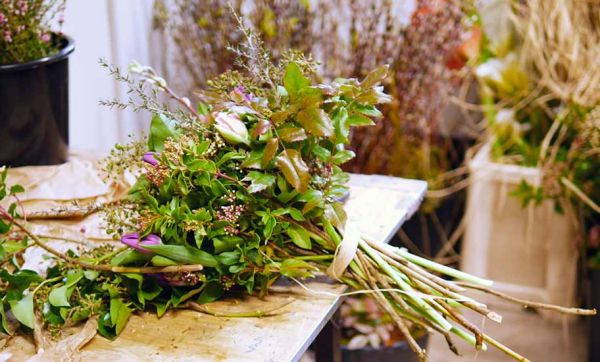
left=342, top=334, right=429, bottom=362
left=0, top=34, right=74, bottom=166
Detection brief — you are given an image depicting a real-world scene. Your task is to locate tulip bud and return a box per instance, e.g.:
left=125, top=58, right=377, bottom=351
left=142, top=152, right=159, bottom=167
left=213, top=112, right=250, bottom=145
left=120, top=233, right=162, bottom=253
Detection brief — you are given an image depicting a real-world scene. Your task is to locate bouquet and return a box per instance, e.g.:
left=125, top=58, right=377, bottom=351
left=0, top=25, right=594, bottom=361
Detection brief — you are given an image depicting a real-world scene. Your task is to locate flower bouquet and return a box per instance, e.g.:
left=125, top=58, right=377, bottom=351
left=0, top=25, right=595, bottom=362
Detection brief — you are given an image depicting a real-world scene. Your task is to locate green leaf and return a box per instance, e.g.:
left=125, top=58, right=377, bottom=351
left=355, top=104, right=382, bottom=118
left=311, top=144, right=331, bottom=162
left=242, top=171, right=276, bottom=193
left=9, top=294, right=35, bottom=329
left=148, top=113, right=177, bottom=152
left=151, top=255, right=178, bottom=266
left=263, top=215, right=276, bottom=241
left=98, top=311, right=115, bottom=338
left=9, top=185, right=24, bottom=194
left=49, top=285, right=71, bottom=307
left=297, top=107, right=334, bottom=137
left=0, top=300, right=13, bottom=335
left=241, top=148, right=264, bottom=169
left=332, top=150, right=356, bottom=165
left=110, top=298, right=132, bottom=336
left=84, top=270, right=99, bottom=281
left=187, top=159, right=217, bottom=173
left=283, top=62, right=310, bottom=98
left=110, top=249, right=152, bottom=266
left=154, top=302, right=169, bottom=318
left=49, top=271, right=84, bottom=307
left=280, top=259, right=317, bottom=278
left=278, top=127, right=308, bottom=142
left=361, top=64, right=389, bottom=88
left=332, top=107, right=349, bottom=142
left=262, top=138, right=279, bottom=168
left=346, top=113, right=375, bottom=127
left=275, top=149, right=310, bottom=193
left=144, top=244, right=218, bottom=267
left=197, top=282, right=224, bottom=304
left=213, top=236, right=243, bottom=253
left=286, top=224, right=312, bottom=249
left=1, top=269, right=42, bottom=300
left=217, top=251, right=241, bottom=266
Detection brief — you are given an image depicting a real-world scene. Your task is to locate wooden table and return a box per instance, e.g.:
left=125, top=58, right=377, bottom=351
left=3, top=173, right=426, bottom=362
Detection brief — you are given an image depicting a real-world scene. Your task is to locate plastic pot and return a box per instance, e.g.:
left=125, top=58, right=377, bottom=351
left=342, top=333, right=429, bottom=362
left=0, top=34, right=74, bottom=166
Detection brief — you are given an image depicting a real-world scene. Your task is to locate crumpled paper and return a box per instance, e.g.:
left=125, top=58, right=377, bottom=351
left=4, top=154, right=134, bottom=275
left=5, top=158, right=109, bottom=202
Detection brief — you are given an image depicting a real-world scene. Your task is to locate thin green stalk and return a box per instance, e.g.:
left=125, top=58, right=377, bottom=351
left=93, top=246, right=128, bottom=264
left=32, top=276, right=63, bottom=295
left=390, top=244, right=494, bottom=286
left=451, top=326, right=488, bottom=351
left=358, top=239, right=453, bottom=331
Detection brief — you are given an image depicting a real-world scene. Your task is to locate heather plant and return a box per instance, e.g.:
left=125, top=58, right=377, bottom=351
left=0, top=0, right=66, bottom=65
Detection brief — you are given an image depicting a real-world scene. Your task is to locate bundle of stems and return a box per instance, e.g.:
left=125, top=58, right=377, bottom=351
left=287, top=216, right=594, bottom=361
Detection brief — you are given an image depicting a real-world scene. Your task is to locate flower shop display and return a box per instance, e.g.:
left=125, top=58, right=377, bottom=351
left=462, top=0, right=600, bottom=313
left=0, top=0, right=73, bottom=166
left=0, top=21, right=596, bottom=361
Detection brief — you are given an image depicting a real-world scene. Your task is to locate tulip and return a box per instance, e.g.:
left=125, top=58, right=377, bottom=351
left=142, top=152, right=159, bottom=166
left=213, top=112, right=250, bottom=145
left=231, top=85, right=253, bottom=102
left=120, top=233, right=161, bottom=253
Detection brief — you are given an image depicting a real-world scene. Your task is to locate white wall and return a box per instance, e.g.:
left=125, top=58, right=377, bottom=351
left=63, top=0, right=156, bottom=152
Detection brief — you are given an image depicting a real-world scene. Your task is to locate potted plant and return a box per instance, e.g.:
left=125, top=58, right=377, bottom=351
left=340, top=295, right=428, bottom=362
left=0, top=0, right=74, bottom=166
left=462, top=0, right=600, bottom=312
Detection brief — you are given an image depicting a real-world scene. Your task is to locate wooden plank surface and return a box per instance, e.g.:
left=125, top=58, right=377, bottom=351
left=2, top=174, right=427, bottom=362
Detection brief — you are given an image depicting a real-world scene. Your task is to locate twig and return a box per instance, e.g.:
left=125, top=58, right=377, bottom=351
left=185, top=299, right=294, bottom=318
left=482, top=333, right=530, bottom=362
left=561, top=177, right=600, bottom=214
left=3, top=211, right=203, bottom=274
left=456, top=282, right=597, bottom=316
left=23, top=200, right=122, bottom=220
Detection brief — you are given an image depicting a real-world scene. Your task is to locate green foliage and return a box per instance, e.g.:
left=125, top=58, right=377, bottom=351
left=0, top=43, right=389, bottom=339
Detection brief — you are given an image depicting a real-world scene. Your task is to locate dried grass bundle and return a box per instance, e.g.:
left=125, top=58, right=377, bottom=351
left=513, top=0, right=600, bottom=107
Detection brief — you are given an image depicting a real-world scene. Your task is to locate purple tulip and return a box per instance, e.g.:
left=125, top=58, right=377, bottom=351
left=120, top=233, right=161, bottom=253
left=142, top=152, right=159, bottom=166
left=233, top=85, right=253, bottom=102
